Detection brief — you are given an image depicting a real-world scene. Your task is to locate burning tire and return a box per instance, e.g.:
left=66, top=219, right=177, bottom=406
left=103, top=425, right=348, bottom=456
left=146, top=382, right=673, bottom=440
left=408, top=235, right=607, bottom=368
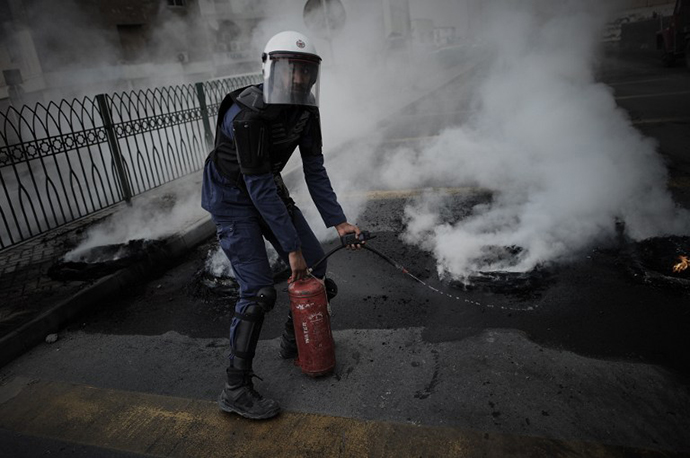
left=459, top=267, right=553, bottom=297
left=187, top=246, right=290, bottom=301
left=449, top=245, right=554, bottom=298
left=627, top=236, right=690, bottom=290
left=48, top=239, right=166, bottom=281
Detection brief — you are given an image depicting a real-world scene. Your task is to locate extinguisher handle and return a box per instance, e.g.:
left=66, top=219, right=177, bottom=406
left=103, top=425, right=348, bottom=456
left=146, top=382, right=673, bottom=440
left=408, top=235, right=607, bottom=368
left=340, top=231, right=375, bottom=247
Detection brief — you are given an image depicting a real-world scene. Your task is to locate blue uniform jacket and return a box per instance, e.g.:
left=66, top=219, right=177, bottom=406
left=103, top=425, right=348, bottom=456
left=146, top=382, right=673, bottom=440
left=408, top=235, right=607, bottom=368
left=201, top=103, right=346, bottom=253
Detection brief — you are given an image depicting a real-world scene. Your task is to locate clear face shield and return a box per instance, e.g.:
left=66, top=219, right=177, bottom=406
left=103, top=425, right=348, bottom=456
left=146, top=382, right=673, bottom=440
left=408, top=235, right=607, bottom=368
left=263, top=53, right=320, bottom=106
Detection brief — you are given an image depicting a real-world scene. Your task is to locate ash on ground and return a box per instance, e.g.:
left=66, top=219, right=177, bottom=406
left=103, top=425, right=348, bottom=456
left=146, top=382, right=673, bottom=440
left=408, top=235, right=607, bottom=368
left=187, top=269, right=239, bottom=302
left=187, top=244, right=290, bottom=302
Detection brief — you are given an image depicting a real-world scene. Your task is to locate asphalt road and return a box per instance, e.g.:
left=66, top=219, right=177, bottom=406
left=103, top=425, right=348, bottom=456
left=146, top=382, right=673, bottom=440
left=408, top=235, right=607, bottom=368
left=1, top=53, right=689, bottom=457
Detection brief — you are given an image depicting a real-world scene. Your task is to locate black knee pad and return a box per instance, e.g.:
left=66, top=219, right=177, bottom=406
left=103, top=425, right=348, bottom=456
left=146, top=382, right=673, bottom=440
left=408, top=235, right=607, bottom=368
left=232, top=302, right=265, bottom=370
left=324, top=278, right=338, bottom=301
left=256, top=286, right=276, bottom=313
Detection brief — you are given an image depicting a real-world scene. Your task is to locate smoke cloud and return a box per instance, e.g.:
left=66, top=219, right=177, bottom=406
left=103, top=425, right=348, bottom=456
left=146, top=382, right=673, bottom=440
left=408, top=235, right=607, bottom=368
left=204, top=242, right=285, bottom=279
left=63, top=0, right=690, bottom=284
left=370, top=0, right=690, bottom=280
left=64, top=175, right=204, bottom=261
left=274, top=0, right=456, bottom=241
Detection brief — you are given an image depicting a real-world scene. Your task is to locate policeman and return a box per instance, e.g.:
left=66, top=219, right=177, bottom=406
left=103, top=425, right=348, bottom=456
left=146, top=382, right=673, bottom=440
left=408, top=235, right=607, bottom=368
left=201, top=31, right=361, bottom=420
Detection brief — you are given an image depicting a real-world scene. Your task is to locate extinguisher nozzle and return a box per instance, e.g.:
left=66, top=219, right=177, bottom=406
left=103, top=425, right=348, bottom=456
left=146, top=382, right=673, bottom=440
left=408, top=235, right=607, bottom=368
left=340, top=231, right=375, bottom=247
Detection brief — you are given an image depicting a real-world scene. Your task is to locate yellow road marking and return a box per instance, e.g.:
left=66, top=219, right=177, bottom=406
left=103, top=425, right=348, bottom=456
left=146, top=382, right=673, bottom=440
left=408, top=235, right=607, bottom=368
left=616, top=90, right=690, bottom=100
left=293, top=187, right=490, bottom=203
left=0, top=378, right=684, bottom=458
left=338, top=186, right=491, bottom=201
left=632, top=117, right=690, bottom=125
left=305, top=178, right=689, bottom=205
left=669, top=177, right=690, bottom=188
left=395, top=110, right=471, bottom=118
left=383, top=135, right=439, bottom=144
left=382, top=117, right=689, bottom=144
left=337, top=177, right=690, bottom=202
left=608, top=78, right=674, bottom=86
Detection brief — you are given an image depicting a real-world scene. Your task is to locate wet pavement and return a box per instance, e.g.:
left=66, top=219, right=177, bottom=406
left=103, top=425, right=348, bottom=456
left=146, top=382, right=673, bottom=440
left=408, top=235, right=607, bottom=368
left=1, top=52, right=690, bottom=456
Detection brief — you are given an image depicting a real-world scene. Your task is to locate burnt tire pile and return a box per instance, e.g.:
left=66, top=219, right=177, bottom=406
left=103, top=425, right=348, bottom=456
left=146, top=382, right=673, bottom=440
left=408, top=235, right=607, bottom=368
left=48, top=239, right=167, bottom=282
left=187, top=247, right=290, bottom=302
left=627, top=236, right=690, bottom=290
left=448, top=245, right=554, bottom=299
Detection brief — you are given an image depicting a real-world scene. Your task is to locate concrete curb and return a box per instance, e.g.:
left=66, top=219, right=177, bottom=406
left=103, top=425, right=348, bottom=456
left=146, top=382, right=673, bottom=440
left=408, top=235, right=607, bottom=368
left=0, top=216, right=216, bottom=369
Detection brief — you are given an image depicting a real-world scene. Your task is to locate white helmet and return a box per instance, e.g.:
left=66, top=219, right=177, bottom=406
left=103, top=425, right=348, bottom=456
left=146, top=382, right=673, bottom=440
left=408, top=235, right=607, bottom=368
left=262, top=31, right=321, bottom=106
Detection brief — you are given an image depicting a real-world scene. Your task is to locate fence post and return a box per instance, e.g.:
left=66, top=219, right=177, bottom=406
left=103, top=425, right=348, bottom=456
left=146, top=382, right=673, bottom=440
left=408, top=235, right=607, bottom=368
left=96, top=94, right=132, bottom=203
left=195, top=82, right=214, bottom=150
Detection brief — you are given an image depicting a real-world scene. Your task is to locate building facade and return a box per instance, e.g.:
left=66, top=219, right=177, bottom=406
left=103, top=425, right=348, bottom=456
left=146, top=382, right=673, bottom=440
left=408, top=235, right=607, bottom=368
left=0, top=0, right=268, bottom=111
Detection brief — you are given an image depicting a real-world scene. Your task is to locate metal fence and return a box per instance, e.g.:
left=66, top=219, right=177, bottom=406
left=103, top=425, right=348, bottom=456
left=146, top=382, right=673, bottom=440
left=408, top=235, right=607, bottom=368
left=0, top=73, right=262, bottom=250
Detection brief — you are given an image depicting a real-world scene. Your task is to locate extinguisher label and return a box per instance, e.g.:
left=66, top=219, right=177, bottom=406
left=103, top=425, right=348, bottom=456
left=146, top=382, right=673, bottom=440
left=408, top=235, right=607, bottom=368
left=295, top=302, right=314, bottom=310
left=301, top=321, right=309, bottom=343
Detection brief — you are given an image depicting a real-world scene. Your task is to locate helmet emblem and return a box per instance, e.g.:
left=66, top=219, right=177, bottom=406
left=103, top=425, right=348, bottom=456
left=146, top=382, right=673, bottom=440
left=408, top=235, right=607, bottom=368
left=296, top=39, right=306, bottom=49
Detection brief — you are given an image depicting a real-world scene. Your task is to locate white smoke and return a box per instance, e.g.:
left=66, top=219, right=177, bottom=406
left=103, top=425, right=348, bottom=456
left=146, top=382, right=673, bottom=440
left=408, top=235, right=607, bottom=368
left=206, top=245, right=234, bottom=278
left=265, top=0, right=454, bottom=241
left=376, top=0, right=690, bottom=280
left=63, top=175, right=205, bottom=261
left=61, top=0, right=690, bottom=282
left=204, top=242, right=284, bottom=279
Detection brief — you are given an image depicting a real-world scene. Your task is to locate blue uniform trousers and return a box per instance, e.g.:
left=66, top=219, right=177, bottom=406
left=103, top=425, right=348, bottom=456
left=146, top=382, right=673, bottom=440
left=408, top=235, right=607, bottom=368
left=212, top=208, right=327, bottom=362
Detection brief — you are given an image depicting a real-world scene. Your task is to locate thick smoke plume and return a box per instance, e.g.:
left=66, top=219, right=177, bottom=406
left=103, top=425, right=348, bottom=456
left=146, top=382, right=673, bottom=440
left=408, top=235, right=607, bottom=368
left=64, top=176, right=204, bottom=261
left=63, top=0, right=427, bottom=256
left=64, top=0, right=690, bottom=282
left=262, top=0, right=454, bottom=241
left=376, top=0, right=690, bottom=280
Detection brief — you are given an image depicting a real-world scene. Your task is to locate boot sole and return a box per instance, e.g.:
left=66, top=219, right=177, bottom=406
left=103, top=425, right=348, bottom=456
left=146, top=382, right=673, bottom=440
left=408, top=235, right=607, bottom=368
left=217, top=394, right=281, bottom=420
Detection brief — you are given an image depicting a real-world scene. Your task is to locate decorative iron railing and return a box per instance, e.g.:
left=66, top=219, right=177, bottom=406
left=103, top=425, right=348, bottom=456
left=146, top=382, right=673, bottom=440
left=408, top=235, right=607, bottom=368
left=0, top=73, right=262, bottom=250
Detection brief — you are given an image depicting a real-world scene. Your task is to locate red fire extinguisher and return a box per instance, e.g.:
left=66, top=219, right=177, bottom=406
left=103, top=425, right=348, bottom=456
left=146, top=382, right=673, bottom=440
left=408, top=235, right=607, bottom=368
left=288, top=276, right=335, bottom=377
left=286, top=232, right=372, bottom=377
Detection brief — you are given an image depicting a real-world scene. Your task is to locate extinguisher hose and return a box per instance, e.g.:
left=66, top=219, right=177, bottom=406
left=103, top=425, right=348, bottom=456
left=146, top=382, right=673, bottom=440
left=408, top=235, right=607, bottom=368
left=306, top=231, right=373, bottom=275
left=307, top=232, right=427, bottom=287
left=307, top=232, right=487, bottom=307
left=306, top=244, right=348, bottom=275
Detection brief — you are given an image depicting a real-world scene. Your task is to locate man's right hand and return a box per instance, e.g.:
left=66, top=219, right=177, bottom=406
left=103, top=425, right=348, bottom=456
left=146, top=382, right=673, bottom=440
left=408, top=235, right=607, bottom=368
left=288, top=249, right=308, bottom=282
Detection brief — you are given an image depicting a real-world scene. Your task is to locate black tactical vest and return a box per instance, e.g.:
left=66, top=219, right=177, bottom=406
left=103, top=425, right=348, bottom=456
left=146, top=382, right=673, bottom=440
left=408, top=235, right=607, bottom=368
left=209, top=85, right=321, bottom=203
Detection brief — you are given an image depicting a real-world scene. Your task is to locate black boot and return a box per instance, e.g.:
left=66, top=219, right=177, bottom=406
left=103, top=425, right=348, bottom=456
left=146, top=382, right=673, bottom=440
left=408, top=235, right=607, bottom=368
left=219, top=289, right=280, bottom=419
left=218, top=368, right=280, bottom=420
left=279, top=312, right=298, bottom=359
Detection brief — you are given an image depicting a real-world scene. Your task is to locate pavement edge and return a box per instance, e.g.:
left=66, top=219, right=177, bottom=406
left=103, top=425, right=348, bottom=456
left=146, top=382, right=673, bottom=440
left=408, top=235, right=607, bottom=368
left=0, top=216, right=215, bottom=369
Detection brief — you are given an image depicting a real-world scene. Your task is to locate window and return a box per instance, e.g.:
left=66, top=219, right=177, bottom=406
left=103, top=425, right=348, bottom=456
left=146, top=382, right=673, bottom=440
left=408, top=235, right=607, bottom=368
left=167, top=0, right=186, bottom=7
